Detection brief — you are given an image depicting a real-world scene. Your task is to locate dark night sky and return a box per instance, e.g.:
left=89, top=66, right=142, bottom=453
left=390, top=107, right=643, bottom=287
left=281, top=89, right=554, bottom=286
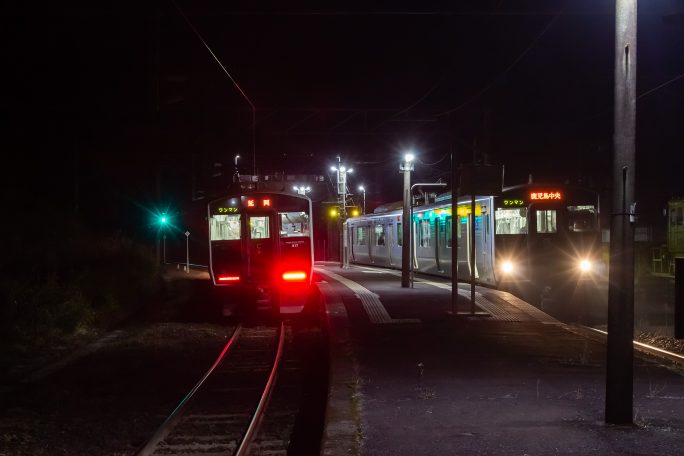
left=4, top=0, right=684, bottom=235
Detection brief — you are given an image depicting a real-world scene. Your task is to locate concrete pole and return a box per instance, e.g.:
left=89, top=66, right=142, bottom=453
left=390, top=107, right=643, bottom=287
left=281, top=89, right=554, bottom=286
left=606, top=0, right=637, bottom=425
left=401, top=168, right=411, bottom=287
left=340, top=168, right=346, bottom=268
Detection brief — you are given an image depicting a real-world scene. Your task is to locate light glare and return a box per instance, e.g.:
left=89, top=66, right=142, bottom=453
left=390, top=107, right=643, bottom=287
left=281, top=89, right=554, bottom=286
left=502, top=261, right=514, bottom=274
left=282, top=271, right=307, bottom=281
left=579, top=260, right=592, bottom=272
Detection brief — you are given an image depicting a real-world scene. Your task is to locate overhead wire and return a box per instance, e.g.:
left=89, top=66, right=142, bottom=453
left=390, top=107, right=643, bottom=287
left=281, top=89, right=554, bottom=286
left=435, top=3, right=566, bottom=118
left=170, top=0, right=258, bottom=175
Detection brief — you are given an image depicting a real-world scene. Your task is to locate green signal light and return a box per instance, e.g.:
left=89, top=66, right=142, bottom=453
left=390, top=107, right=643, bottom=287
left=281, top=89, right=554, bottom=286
left=161, top=216, right=167, bottom=223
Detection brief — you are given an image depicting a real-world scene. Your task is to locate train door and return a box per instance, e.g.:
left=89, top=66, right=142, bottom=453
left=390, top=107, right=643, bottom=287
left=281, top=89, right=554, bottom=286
left=390, top=216, right=402, bottom=268
left=529, top=202, right=566, bottom=287
left=348, top=222, right=355, bottom=262
left=436, top=215, right=444, bottom=273
left=475, top=199, right=496, bottom=285
left=246, top=213, right=274, bottom=284
left=387, top=221, right=394, bottom=266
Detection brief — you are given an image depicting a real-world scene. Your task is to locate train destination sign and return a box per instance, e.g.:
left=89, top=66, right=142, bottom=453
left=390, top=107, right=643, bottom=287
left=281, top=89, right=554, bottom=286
left=245, top=198, right=273, bottom=208
left=217, top=207, right=239, bottom=214
left=530, top=191, right=562, bottom=201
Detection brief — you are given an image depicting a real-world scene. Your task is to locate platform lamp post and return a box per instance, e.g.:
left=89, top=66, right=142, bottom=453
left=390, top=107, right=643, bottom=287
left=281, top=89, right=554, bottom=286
left=331, top=158, right=353, bottom=267
left=358, top=185, right=366, bottom=214
left=233, top=154, right=240, bottom=181
left=400, top=152, right=415, bottom=288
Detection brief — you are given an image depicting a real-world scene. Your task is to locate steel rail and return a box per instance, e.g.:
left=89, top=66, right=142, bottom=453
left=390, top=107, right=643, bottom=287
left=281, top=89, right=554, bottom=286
left=581, top=325, right=684, bottom=363
left=235, top=321, right=286, bottom=456
left=136, top=324, right=243, bottom=456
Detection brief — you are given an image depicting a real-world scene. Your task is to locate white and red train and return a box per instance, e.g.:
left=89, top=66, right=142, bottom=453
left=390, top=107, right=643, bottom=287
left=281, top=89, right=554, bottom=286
left=208, top=191, right=314, bottom=314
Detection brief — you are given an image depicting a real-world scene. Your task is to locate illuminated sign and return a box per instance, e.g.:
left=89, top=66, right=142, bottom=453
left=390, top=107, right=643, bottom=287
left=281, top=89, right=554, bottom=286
left=244, top=198, right=272, bottom=208
left=530, top=191, right=562, bottom=201
left=503, top=199, right=525, bottom=207
left=457, top=204, right=483, bottom=217
left=217, top=207, right=239, bottom=214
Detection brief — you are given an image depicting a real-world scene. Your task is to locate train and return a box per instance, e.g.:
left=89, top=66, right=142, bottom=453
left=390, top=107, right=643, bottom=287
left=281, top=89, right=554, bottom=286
left=208, top=191, right=314, bottom=315
left=344, top=183, right=605, bottom=304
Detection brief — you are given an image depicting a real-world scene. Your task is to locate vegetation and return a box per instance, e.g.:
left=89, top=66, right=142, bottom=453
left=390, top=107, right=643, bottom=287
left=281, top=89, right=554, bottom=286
left=0, top=215, right=160, bottom=347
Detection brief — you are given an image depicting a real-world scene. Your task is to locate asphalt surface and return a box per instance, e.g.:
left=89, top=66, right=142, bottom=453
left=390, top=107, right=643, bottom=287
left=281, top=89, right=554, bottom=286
left=317, top=262, right=684, bottom=455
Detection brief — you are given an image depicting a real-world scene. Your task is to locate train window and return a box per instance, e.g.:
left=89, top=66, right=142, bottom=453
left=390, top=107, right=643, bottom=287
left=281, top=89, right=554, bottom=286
left=375, top=225, right=385, bottom=246
left=396, top=224, right=402, bottom=246
left=250, top=216, right=270, bottom=239
left=495, top=208, right=528, bottom=234
left=446, top=216, right=452, bottom=248
left=279, top=211, right=310, bottom=237
left=419, top=219, right=432, bottom=247
left=536, top=210, right=557, bottom=233
left=673, top=207, right=684, bottom=226
left=567, top=205, right=597, bottom=232
left=210, top=214, right=241, bottom=241
left=357, top=226, right=367, bottom=245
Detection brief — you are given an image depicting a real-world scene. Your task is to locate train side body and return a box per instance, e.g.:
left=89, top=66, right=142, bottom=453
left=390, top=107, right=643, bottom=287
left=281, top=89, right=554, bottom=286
left=345, top=183, right=603, bottom=305
left=346, top=196, right=497, bottom=286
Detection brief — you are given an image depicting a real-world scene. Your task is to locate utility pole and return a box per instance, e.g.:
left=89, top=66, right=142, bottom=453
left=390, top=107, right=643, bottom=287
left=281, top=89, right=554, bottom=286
left=606, top=0, right=637, bottom=425
left=400, top=153, right=415, bottom=288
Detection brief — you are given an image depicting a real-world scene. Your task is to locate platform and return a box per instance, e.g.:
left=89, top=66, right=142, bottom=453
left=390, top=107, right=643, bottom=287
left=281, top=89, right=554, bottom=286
left=317, top=262, right=684, bottom=455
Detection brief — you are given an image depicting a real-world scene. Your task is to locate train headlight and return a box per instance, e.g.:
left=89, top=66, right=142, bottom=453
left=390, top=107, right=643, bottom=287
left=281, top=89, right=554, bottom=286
left=578, top=259, right=592, bottom=273
left=501, top=260, right=514, bottom=274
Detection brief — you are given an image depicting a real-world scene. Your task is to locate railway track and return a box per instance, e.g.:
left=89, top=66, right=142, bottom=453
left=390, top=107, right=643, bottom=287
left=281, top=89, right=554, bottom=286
left=138, top=322, right=288, bottom=456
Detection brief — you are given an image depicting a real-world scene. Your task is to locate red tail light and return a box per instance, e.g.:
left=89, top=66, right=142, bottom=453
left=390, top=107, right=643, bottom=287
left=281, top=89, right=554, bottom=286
left=218, top=275, right=240, bottom=282
left=282, top=271, right=307, bottom=282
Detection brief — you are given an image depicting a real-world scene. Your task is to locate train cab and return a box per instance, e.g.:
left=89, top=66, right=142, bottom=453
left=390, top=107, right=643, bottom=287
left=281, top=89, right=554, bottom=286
left=494, top=184, right=603, bottom=298
left=208, top=192, right=314, bottom=314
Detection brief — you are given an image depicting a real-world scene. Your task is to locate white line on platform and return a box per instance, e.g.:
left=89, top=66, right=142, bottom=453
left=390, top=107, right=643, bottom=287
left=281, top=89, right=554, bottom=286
left=314, top=267, right=420, bottom=325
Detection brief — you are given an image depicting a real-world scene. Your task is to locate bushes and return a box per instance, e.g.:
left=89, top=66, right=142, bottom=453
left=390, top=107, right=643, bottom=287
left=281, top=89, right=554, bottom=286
left=0, top=222, right=160, bottom=346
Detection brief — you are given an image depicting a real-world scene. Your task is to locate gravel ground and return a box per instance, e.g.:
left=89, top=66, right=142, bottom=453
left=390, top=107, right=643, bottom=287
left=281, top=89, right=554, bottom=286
left=0, top=319, right=232, bottom=456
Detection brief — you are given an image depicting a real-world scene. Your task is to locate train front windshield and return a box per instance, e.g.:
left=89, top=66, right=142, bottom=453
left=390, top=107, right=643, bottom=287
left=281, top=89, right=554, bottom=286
left=279, top=212, right=310, bottom=237
left=567, top=205, right=597, bottom=233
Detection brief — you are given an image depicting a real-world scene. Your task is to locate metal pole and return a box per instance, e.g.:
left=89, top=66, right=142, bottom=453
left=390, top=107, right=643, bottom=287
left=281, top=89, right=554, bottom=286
left=451, top=153, right=459, bottom=315
left=363, top=190, right=366, bottom=215
left=401, top=170, right=411, bottom=287
left=470, top=193, right=476, bottom=315
left=606, top=0, right=637, bottom=425
left=676, top=258, right=684, bottom=339
left=185, top=231, right=190, bottom=273
left=156, top=230, right=161, bottom=265
left=163, top=234, right=166, bottom=264
left=410, top=195, right=414, bottom=288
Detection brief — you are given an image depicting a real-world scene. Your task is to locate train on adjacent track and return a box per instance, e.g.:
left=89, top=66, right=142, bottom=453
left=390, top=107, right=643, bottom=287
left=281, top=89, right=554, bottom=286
left=344, top=183, right=605, bottom=304
left=208, top=191, right=314, bottom=315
